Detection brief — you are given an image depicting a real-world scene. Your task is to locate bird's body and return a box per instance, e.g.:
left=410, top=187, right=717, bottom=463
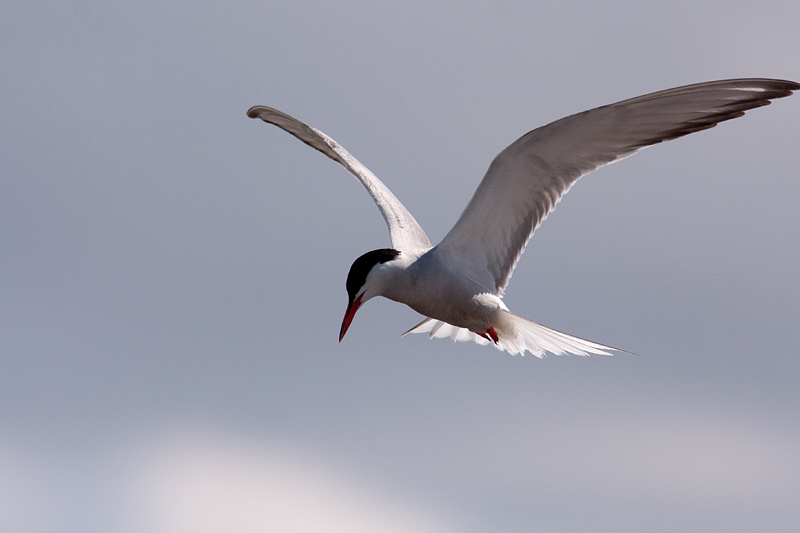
left=248, top=78, right=799, bottom=357
left=379, top=247, right=503, bottom=334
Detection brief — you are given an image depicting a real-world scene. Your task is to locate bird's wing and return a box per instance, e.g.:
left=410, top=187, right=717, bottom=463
left=437, top=78, right=799, bottom=295
left=248, top=106, right=432, bottom=252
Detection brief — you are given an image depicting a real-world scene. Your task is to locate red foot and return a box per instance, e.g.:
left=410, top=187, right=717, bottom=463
left=486, top=327, right=499, bottom=344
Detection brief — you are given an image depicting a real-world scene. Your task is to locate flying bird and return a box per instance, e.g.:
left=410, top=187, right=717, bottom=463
left=248, top=78, right=798, bottom=357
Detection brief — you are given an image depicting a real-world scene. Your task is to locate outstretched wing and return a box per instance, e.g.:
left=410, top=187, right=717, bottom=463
left=437, top=78, right=799, bottom=295
left=248, top=106, right=432, bottom=252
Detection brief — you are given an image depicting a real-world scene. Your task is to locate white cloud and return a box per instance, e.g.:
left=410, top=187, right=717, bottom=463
left=124, top=430, right=455, bottom=533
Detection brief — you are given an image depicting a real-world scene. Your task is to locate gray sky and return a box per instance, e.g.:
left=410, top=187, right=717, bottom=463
left=2, top=1, right=799, bottom=532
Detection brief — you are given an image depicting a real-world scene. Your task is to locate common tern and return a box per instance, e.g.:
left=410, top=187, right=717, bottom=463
left=248, top=78, right=798, bottom=357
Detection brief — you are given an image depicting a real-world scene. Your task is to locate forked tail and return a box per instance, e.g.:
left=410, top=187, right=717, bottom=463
left=403, top=311, right=624, bottom=358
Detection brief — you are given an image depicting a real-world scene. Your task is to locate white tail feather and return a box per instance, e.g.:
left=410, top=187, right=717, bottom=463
left=498, top=311, right=615, bottom=357
left=402, top=318, right=490, bottom=345
left=402, top=312, right=617, bottom=357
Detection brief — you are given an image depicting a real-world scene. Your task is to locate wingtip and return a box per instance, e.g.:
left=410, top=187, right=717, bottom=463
left=774, top=79, right=800, bottom=91
left=247, top=105, right=265, bottom=119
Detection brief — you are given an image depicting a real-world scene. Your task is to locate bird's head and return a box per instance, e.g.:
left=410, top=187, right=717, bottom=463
left=339, top=248, right=401, bottom=341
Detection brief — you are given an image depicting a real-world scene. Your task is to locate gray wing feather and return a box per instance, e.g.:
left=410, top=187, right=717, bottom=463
left=439, top=78, right=799, bottom=295
left=248, top=106, right=432, bottom=252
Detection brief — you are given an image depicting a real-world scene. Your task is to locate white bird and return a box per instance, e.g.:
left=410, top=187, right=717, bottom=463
left=248, top=78, right=798, bottom=357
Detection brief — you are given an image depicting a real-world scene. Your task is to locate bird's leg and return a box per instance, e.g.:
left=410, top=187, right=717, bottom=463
left=481, top=327, right=499, bottom=344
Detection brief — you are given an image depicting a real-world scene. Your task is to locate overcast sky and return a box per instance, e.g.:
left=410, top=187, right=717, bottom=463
left=2, top=1, right=799, bottom=532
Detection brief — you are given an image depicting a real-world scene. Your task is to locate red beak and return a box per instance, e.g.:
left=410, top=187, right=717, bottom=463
left=339, top=294, right=363, bottom=342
